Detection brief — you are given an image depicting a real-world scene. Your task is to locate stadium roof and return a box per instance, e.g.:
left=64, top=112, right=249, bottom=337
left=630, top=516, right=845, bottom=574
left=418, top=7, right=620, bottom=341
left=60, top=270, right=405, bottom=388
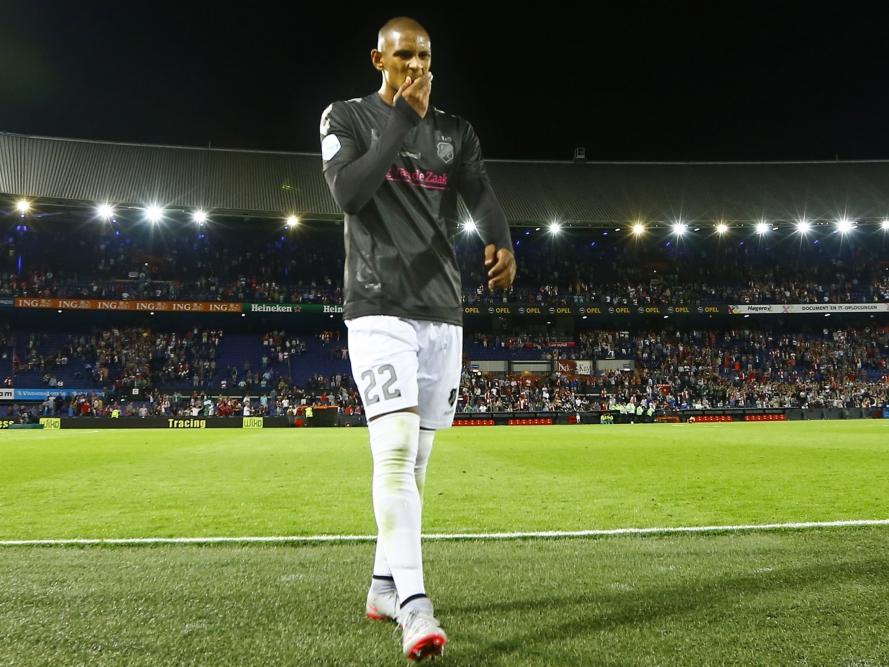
left=4, top=131, right=889, bottom=227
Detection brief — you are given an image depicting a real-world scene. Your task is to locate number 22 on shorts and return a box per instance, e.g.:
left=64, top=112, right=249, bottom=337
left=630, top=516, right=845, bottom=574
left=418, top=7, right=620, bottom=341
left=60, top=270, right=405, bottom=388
left=361, top=364, right=401, bottom=405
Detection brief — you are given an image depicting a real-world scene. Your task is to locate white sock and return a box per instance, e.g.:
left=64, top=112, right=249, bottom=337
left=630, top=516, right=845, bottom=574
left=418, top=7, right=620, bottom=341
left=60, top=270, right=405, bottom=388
left=372, top=428, right=435, bottom=583
left=372, top=541, right=392, bottom=582
left=369, top=412, right=424, bottom=601
left=370, top=573, right=395, bottom=596
left=415, top=428, right=435, bottom=500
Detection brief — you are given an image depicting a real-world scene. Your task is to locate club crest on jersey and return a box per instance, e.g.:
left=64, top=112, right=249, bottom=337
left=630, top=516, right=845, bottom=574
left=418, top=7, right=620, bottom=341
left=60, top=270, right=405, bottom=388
left=437, top=140, right=454, bottom=164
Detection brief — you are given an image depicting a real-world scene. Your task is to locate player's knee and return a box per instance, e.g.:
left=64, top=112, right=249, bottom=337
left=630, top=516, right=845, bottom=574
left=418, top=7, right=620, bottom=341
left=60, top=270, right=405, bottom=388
left=369, top=411, right=421, bottom=482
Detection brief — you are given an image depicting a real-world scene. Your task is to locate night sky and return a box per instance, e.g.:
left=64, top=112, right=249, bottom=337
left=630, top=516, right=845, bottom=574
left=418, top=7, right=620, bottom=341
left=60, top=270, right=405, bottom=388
left=3, top=3, right=888, bottom=162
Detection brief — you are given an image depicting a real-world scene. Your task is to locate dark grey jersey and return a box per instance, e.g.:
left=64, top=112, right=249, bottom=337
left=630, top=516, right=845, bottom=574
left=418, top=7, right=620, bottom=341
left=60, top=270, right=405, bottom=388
left=320, top=92, right=511, bottom=325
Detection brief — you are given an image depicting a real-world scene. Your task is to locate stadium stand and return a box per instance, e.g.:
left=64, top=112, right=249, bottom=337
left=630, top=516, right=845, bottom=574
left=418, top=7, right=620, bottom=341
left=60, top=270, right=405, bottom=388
left=2, top=220, right=887, bottom=307
left=1, top=132, right=888, bottom=424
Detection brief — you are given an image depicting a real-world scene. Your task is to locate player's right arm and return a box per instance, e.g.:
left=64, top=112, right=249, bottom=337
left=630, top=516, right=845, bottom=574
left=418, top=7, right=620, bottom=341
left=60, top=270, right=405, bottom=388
left=320, top=80, right=423, bottom=215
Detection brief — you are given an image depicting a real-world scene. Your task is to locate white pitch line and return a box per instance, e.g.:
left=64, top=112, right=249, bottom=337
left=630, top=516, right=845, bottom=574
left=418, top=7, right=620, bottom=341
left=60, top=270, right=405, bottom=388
left=2, top=518, right=888, bottom=546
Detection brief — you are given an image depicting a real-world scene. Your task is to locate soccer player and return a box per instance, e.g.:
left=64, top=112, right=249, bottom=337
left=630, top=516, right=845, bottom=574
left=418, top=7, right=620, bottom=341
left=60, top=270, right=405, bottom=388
left=319, top=16, right=515, bottom=662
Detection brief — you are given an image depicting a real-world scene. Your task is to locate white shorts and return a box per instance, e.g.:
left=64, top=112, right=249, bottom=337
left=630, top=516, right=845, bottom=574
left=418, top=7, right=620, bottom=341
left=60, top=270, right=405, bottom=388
left=346, top=316, right=463, bottom=430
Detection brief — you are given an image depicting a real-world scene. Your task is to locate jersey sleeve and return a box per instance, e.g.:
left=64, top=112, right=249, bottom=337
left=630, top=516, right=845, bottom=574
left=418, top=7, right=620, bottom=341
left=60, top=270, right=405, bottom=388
left=320, top=98, right=421, bottom=215
left=319, top=101, right=357, bottom=174
left=456, top=122, right=512, bottom=252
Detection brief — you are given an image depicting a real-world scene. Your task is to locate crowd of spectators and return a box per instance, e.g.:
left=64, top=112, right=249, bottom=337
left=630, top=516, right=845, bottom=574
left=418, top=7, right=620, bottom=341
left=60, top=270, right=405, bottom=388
left=4, top=221, right=887, bottom=306
left=4, top=326, right=886, bottom=418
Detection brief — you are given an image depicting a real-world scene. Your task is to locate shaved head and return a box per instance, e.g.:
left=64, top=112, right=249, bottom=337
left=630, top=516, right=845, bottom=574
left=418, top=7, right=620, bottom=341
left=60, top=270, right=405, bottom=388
left=377, top=17, right=429, bottom=50
left=371, top=16, right=432, bottom=104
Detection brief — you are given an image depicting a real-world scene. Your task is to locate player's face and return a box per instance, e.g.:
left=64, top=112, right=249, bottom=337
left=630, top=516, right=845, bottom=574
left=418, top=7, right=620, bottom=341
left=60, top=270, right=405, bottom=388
left=373, top=29, right=432, bottom=91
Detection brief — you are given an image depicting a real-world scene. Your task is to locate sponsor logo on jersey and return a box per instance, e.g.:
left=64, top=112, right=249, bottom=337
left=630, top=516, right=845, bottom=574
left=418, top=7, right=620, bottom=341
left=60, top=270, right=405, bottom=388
left=385, top=167, right=449, bottom=191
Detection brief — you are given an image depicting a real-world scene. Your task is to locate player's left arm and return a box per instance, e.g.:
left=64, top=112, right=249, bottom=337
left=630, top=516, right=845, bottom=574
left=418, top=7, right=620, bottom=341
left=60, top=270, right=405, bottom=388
left=456, top=122, right=516, bottom=291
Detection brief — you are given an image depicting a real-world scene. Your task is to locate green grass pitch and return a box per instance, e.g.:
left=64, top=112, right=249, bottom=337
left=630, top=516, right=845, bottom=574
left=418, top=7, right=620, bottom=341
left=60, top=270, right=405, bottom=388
left=2, top=422, right=888, bottom=665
